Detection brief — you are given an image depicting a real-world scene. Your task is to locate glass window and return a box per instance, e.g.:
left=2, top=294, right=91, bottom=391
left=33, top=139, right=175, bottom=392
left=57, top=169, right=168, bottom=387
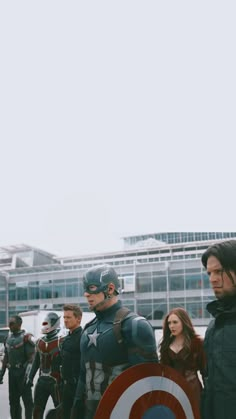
left=66, top=283, right=79, bottom=297
left=40, top=285, right=52, bottom=299
left=136, top=273, right=152, bottom=293
left=16, top=286, right=28, bottom=301
left=153, top=275, right=167, bottom=292
left=169, top=268, right=184, bottom=275
left=78, top=282, right=85, bottom=297
left=15, top=305, right=28, bottom=312
left=202, top=272, right=211, bottom=289
left=39, top=279, right=52, bottom=285
left=0, top=290, right=6, bottom=300
left=0, top=310, right=6, bottom=324
left=53, top=279, right=65, bottom=284
left=169, top=301, right=185, bottom=311
left=65, top=278, right=78, bottom=283
left=186, top=301, right=203, bottom=319
left=185, top=267, right=200, bottom=273
left=120, top=299, right=135, bottom=311
left=53, top=283, right=65, bottom=298
left=203, top=298, right=213, bottom=318
left=169, top=297, right=186, bottom=304
left=169, top=275, right=184, bottom=291
left=185, top=274, right=202, bottom=290
left=152, top=300, right=167, bottom=320
left=136, top=302, right=152, bottom=318
left=8, top=284, right=16, bottom=301
left=209, top=233, right=216, bottom=240
left=29, top=285, right=39, bottom=300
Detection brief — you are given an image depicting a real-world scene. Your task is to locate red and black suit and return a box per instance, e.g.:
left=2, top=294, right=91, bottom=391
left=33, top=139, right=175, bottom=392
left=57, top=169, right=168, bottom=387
left=29, top=330, right=64, bottom=419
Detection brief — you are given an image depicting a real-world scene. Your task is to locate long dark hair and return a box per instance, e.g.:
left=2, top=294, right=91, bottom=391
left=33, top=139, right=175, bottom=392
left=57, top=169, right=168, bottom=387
left=159, top=307, right=197, bottom=362
left=202, top=240, right=236, bottom=285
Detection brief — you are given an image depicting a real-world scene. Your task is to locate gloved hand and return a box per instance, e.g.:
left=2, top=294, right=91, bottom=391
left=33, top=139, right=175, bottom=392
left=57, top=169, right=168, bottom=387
left=24, top=363, right=33, bottom=386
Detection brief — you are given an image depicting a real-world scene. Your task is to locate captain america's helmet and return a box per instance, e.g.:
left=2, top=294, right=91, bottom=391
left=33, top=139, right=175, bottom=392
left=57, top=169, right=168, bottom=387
left=83, top=265, right=120, bottom=295
left=41, top=312, right=60, bottom=334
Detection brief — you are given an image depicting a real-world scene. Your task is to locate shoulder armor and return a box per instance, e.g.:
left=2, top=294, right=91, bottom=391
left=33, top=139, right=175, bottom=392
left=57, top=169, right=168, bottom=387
left=24, top=333, right=36, bottom=346
left=124, top=315, right=157, bottom=351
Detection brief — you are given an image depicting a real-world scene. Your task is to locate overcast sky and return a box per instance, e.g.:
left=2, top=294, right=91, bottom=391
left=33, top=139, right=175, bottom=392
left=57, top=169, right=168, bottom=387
left=0, top=1, right=235, bottom=257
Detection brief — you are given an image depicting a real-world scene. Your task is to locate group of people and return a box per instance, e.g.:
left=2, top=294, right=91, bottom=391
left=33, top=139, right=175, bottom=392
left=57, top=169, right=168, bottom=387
left=0, top=305, right=83, bottom=419
left=0, top=239, right=236, bottom=419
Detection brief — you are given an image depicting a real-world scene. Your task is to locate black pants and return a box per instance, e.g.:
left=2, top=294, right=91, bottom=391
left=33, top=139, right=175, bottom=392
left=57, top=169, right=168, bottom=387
left=33, top=376, right=61, bottom=419
left=8, top=368, right=33, bottom=419
left=84, top=400, right=99, bottom=419
left=61, top=381, right=77, bottom=419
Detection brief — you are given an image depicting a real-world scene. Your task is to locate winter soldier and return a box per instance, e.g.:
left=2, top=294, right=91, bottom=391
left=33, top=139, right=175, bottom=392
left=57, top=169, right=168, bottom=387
left=201, top=240, right=236, bottom=419
left=27, top=312, right=64, bottom=419
left=0, top=315, right=35, bottom=419
left=71, top=264, right=158, bottom=419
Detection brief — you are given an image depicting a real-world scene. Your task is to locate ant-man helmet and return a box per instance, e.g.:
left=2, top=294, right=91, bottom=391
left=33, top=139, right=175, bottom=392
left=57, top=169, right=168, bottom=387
left=41, top=312, right=60, bottom=334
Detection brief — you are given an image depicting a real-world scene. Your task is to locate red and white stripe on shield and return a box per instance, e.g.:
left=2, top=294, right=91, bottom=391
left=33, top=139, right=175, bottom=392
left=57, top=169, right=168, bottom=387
left=94, top=363, right=200, bottom=419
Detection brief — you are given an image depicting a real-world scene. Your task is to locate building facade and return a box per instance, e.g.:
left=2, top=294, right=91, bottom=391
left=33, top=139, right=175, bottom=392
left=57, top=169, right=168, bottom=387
left=1, top=232, right=236, bottom=328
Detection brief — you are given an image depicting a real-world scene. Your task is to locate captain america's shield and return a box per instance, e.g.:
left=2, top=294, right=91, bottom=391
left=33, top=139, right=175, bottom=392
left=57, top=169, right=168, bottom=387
left=94, top=363, right=200, bottom=419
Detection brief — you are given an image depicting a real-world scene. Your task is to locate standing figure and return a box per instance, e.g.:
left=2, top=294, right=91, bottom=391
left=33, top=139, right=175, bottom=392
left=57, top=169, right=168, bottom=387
left=159, top=307, right=206, bottom=407
left=71, top=264, right=158, bottom=419
left=201, top=239, right=236, bottom=419
left=60, top=304, right=83, bottom=419
left=0, top=315, right=35, bottom=419
left=28, top=312, right=64, bottom=419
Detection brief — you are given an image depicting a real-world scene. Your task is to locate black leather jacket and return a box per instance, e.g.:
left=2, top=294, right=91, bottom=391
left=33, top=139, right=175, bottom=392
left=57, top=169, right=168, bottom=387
left=202, top=296, right=236, bottom=419
left=61, top=326, right=82, bottom=382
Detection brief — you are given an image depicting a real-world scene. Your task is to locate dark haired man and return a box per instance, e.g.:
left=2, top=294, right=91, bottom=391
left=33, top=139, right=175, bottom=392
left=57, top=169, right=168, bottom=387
left=45, top=305, right=83, bottom=419
left=201, top=240, right=236, bottom=419
left=60, top=304, right=83, bottom=419
left=71, top=264, right=158, bottom=419
left=0, top=315, right=35, bottom=419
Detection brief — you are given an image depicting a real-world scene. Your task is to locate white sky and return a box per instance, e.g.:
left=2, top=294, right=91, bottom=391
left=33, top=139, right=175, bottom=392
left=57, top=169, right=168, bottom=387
left=0, top=1, right=235, bottom=257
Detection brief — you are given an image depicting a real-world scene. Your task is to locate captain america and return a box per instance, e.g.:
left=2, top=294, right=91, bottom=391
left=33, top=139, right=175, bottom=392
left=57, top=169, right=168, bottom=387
left=71, top=264, right=158, bottom=419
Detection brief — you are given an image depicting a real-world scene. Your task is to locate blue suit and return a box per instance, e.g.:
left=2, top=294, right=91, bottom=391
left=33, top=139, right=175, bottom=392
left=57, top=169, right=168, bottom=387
left=74, top=301, right=158, bottom=419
